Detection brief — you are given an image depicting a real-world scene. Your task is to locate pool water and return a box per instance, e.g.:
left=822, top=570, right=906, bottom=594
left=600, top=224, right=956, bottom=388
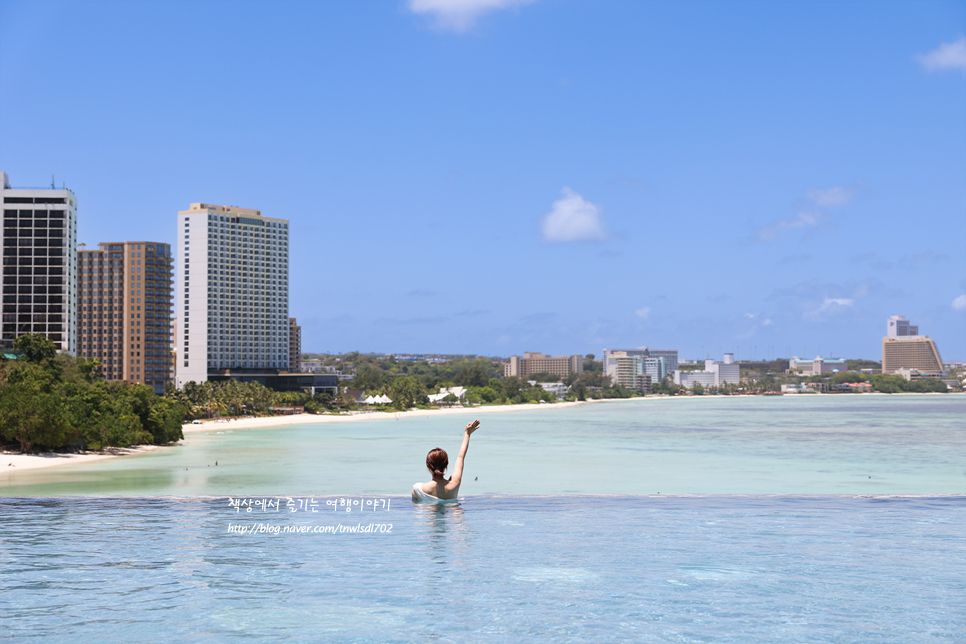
left=3, top=495, right=964, bottom=643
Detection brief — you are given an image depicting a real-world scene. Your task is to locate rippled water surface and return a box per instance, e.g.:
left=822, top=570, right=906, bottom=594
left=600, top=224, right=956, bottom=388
left=2, top=495, right=964, bottom=643
left=2, top=395, right=964, bottom=495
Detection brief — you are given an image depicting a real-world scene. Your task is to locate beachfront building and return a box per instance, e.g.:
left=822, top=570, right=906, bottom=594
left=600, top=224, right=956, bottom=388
left=603, top=347, right=678, bottom=377
left=77, top=242, right=174, bottom=392
left=609, top=354, right=652, bottom=392
left=535, top=381, right=570, bottom=399
left=882, top=336, right=944, bottom=376
left=176, top=203, right=289, bottom=387
left=504, top=352, right=583, bottom=379
left=673, top=353, right=741, bottom=389
left=1, top=171, right=78, bottom=354
left=788, top=356, right=848, bottom=375
left=881, top=315, right=944, bottom=377
left=289, top=317, right=301, bottom=371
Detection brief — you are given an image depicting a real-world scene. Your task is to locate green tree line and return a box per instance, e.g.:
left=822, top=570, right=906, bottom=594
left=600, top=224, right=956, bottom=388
left=0, top=335, right=185, bottom=452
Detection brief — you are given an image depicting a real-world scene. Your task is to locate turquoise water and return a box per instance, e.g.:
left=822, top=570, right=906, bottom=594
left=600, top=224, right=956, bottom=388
left=2, top=395, right=964, bottom=495
left=2, top=495, right=964, bottom=643
left=3, top=396, right=964, bottom=642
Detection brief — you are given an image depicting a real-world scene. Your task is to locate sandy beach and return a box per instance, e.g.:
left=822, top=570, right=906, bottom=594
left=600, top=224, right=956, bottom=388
left=2, top=445, right=160, bottom=473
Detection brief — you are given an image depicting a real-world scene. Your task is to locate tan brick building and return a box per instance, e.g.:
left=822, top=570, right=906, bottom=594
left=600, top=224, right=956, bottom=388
left=77, top=242, right=174, bottom=393
left=288, top=317, right=301, bottom=371
left=504, top=352, right=583, bottom=379
left=882, top=336, right=943, bottom=375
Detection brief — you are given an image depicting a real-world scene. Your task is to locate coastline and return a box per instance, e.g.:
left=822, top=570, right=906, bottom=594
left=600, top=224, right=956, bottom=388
left=2, top=445, right=160, bottom=473
left=3, top=391, right=959, bottom=474
left=180, top=397, right=616, bottom=433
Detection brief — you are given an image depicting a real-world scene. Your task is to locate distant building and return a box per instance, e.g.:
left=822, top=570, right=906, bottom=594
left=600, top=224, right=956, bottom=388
left=881, top=315, right=944, bottom=376
left=614, top=355, right=652, bottom=392
left=1, top=171, right=78, bottom=354
left=289, top=317, right=301, bottom=371
left=504, top=352, right=582, bottom=379
left=673, top=353, right=740, bottom=389
left=882, top=337, right=944, bottom=375
left=789, top=356, right=848, bottom=375
left=535, top=381, right=570, bottom=399
left=642, top=356, right=667, bottom=385
left=647, top=349, right=678, bottom=375
left=603, top=347, right=677, bottom=376
left=77, top=242, right=174, bottom=393
left=887, top=315, right=918, bottom=337
left=300, top=360, right=324, bottom=373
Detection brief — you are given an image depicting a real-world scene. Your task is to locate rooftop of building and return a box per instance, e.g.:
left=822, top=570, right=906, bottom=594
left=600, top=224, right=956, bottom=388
left=1, top=171, right=74, bottom=194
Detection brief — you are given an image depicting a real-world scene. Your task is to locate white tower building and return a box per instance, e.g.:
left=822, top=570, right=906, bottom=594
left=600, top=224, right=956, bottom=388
left=1, top=171, right=78, bottom=354
left=176, top=203, right=289, bottom=387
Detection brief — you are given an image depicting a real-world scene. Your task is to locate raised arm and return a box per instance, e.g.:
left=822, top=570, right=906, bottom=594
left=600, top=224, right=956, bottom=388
left=448, top=419, right=480, bottom=488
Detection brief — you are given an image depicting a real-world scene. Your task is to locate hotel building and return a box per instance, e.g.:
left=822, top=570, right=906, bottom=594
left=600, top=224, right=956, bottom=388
left=0, top=171, right=78, bottom=354
left=673, top=353, right=741, bottom=389
left=177, top=203, right=289, bottom=386
left=610, top=354, right=652, bottom=392
left=603, top=347, right=678, bottom=377
left=77, top=242, right=174, bottom=393
left=881, top=315, right=944, bottom=376
left=789, top=356, right=848, bottom=375
left=504, top=352, right=583, bottom=379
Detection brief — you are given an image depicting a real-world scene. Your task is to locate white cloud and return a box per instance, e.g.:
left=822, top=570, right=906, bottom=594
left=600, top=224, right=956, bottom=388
left=408, top=0, right=534, bottom=32
left=818, top=297, right=854, bottom=312
left=915, top=36, right=966, bottom=73
left=763, top=318, right=773, bottom=326
left=755, top=210, right=826, bottom=243
left=541, top=187, right=608, bottom=242
left=635, top=307, right=651, bottom=320
left=953, top=294, right=966, bottom=311
left=754, top=185, right=857, bottom=243
left=805, top=186, right=856, bottom=207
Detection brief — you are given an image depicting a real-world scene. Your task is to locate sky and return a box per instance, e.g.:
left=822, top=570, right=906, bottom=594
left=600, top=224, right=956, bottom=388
left=1, top=0, right=964, bottom=361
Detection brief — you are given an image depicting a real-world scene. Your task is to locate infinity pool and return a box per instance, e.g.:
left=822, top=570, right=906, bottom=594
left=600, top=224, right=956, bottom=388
left=3, top=495, right=964, bottom=643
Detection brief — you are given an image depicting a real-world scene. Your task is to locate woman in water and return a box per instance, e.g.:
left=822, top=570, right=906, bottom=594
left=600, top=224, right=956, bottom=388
left=412, top=419, right=480, bottom=502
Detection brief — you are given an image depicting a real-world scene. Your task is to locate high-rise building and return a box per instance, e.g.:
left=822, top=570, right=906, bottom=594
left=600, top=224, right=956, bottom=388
left=647, top=349, right=678, bottom=375
left=0, top=171, right=78, bottom=354
left=881, top=315, right=943, bottom=376
left=603, top=347, right=678, bottom=376
left=177, top=203, right=289, bottom=387
left=504, top=352, right=583, bottom=379
left=288, top=317, right=301, bottom=371
left=77, top=242, right=174, bottom=393
left=602, top=348, right=647, bottom=376
left=642, top=356, right=667, bottom=385
left=611, top=354, right=652, bottom=392
left=886, top=315, right=918, bottom=337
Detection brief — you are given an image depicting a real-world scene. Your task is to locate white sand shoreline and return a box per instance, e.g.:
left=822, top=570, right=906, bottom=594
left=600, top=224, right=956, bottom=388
left=2, top=445, right=160, bottom=474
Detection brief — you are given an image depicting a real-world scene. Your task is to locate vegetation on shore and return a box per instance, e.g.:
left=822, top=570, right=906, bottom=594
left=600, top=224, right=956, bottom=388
left=0, top=335, right=185, bottom=453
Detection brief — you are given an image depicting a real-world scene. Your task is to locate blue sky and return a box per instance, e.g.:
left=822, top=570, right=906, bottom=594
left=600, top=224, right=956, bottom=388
left=1, top=0, right=964, bottom=361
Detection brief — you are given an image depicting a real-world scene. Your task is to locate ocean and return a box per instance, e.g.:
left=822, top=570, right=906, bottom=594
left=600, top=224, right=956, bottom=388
left=2, top=395, right=964, bottom=642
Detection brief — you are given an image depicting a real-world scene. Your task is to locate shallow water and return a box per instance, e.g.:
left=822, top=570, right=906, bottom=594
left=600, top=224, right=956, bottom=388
left=2, top=495, right=964, bottom=643
left=2, top=395, right=964, bottom=495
